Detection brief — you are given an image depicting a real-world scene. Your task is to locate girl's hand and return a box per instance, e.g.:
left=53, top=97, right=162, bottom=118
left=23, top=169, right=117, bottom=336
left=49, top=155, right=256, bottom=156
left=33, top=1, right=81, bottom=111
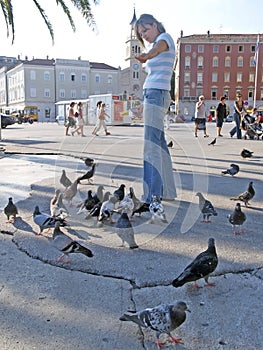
left=135, top=54, right=148, bottom=63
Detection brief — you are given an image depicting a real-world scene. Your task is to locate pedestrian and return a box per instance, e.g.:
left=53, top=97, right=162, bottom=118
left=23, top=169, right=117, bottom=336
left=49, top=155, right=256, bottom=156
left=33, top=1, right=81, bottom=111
left=72, top=102, right=85, bottom=136
left=134, top=13, right=177, bottom=205
left=92, top=103, right=111, bottom=136
left=230, top=93, right=247, bottom=139
left=92, top=100, right=102, bottom=135
left=194, top=95, right=209, bottom=137
left=216, top=96, right=227, bottom=137
left=65, top=101, right=76, bottom=136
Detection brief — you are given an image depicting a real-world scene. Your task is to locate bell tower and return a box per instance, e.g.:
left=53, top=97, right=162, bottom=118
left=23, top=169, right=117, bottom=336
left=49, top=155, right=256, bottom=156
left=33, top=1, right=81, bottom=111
left=124, top=7, right=145, bottom=98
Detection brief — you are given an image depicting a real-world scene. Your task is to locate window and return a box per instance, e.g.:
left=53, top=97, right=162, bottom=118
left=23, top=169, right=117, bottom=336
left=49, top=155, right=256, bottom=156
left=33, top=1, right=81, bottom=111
left=44, top=71, right=50, bottom=80
left=211, top=88, right=217, bottom=100
left=59, top=89, right=65, bottom=98
left=212, top=72, right=218, bottom=82
left=183, top=88, right=190, bottom=99
left=30, top=70, right=36, bottom=80
left=224, top=72, right=230, bottom=82
left=251, top=45, right=256, bottom=53
left=198, top=45, right=204, bottom=53
left=107, top=75, right=113, bottom=84
left=184, top=72, right=190, bottom=83
left=185, top=45, right=191, bottom=53
left=248, top=90, right=253, bottom=100
left=237, top=57, right=243, bottom=67
left=249, top=73, right=255, bottom=82
left=223, top=89, right=229, bottom=99
left=59, top=72, right=65, bottom=81
left=260, top=89, right=263, bottom=100
left=213, top=57, right=218, bottom=67
left=238, top=45, right=243, bottom=52
left=81, top=89, right=87, bottom=99
left=44, top=88, right=50, bottom=97
left=250, top=57, right=255, bottom=67
left=95, top=74, right=100, bottom=83
left=237, top=73, right=242, bottom=82
left=81, top=74, right=87, bottom=82
left=71, top=73, right=75, bottom=82
left=30, top=87, right=36, bottom=97
left=197, top=72, right=203, bottom=83
left=185, top=56, right=190, bottom=68
left=226, top=45, right=231, bottom=52
left=225, top=57, right=231, bottom=67
left=71, top=89, right=76, bottom=98
left=197, top=56, right=203, bottom=68
left=45, top=108, right=50, bottom=118
left=213, top=45, right=219, bottom=53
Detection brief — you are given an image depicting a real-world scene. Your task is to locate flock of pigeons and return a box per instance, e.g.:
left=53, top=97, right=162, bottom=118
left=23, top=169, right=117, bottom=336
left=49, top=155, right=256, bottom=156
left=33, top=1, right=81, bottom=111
left=2, top=146, right=257, bottom=348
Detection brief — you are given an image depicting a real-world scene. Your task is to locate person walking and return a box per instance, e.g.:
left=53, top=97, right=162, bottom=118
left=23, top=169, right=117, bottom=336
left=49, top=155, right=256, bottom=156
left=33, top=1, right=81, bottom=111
left=216, top=96, right=227, bottom=137
left=194, top=95, right=209, bottom=137
left=134, top=13, right=176, bottom=205
left=65, top=101, right=76, bottom=136
left=92, top=103, right=111, bottom=136
left=72, top=102, right=85, bottom=136
left=92, top=100, right=102, bottom=135
left=230, top=93, right=247, bottom=139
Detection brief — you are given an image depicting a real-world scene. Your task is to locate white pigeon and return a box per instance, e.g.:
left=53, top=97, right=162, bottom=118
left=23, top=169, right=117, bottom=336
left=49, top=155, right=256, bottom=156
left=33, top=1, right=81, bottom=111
left=98, top=195, right=119, bottom=224
left=149, top=195, right=168, bottom=223
left=50, top=189, right=68, bottom=220
left=115, top=187, right=134, bottom=217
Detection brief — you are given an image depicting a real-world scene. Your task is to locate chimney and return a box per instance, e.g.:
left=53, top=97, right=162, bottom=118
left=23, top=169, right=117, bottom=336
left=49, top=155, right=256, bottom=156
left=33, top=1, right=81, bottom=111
left=180, top=30, right=183, bottom=38
left=207, top=30, right=210, bottom=37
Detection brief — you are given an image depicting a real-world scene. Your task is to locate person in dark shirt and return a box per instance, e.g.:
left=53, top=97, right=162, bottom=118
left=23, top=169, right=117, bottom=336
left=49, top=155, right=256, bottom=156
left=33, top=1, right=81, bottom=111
left=216, top=96, right=227, bottom=137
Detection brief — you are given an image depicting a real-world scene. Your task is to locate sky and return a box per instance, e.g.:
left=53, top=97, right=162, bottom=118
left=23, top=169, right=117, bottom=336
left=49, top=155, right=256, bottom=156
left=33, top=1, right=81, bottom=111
left=0, top=0, right=263, bottom=69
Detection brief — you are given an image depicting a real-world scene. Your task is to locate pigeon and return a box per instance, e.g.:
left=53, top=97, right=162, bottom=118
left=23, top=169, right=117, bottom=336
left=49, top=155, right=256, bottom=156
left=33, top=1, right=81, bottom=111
left=130, top=187, right=149, bottom=216
left=52, top=222, right=93, bottom=263
left=221, top=163, right=240, bottom=176
left=84, top=157, right=94, bottom=167
left=77, top=163, right=96, bottom=184
left=33, top=206, right=66, bottom=235
left=98, top=195, right=119, bottom=224
left=115, top=212, right=138, bottom=249
left=196, top=192, right=218, bottom=222
left=85, top=191, right=111, bottom=220
left=62, top=179, right=79, bottom=206
left=241, top=148, right=253, bottom=158
left=172, top=237, right=218, bottom=288
left=59, top=169, right=72, bottom=188
left=50, top=190, right=68, bottom=220
left=115, top=187, right=134, bottom=217
left=4, top=197, right=18, bottom=223
left=230, top=181, right=255, bottom=207
left=228, top=203, right=246, bottom=235
left=167, top=140, right=173, bottom=148
left=113, top=184, right=126, bottom=201
left=208, top=137, right=217, bottom=146
left=149, top=195, right=168, bottom=223
left=120, top=301, right=190, bottom=348
left=77, top=189, right=98, bottom=214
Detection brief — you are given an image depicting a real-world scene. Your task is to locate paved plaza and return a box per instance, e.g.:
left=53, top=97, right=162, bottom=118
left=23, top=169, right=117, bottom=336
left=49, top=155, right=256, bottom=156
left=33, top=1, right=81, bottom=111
left=0, top=121, right=262, bottom=350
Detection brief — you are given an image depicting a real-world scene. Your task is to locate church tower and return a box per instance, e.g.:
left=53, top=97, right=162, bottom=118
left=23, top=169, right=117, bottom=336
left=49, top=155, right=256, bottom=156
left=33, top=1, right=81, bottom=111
left=120, top=7, right=146, bottom=99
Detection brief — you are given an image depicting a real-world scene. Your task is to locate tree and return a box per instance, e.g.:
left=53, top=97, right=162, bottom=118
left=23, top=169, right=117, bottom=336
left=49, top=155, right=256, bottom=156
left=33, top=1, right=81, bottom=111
left=0, top=0, right=99, bottom=44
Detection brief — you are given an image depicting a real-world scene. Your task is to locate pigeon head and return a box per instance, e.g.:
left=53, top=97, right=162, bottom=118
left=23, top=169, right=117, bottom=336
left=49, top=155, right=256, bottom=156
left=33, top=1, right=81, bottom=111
left=208, top=237, right=215, bottom=247
left=173, top=301, right=190, bottom=312
left=195, top=192, right=204, bottom=199
left=33, top=206, right=41, bottom=215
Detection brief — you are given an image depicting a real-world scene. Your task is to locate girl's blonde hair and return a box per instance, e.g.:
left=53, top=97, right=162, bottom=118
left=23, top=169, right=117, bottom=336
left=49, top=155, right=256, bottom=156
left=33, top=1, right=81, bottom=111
left=135, top=14, right=166, bottom=47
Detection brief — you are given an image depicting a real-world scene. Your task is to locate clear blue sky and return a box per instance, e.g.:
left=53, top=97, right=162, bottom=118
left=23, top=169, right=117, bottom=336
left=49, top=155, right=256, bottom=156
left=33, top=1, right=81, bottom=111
left=0, top=0, right=263, bottom=68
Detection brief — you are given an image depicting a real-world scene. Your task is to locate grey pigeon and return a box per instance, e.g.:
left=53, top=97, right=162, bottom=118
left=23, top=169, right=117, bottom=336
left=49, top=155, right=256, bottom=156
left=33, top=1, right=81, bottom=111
left=50, top=189, right=68, bottom=220
left=62, top=179, right=79, bottom=206
left=230, top=181, right=255, bottom=207
left=33, top=205, right=66, bottom=235
left=196, top=192, right=218, bottom=222
left=85, top=191, right=111, bottom=220
left=77, top=163, right=96, bottom=184
left=4, top=197, right=18, bottom=223
left=131, top=187, right=149, bottom=216
left=60, top=169, right=72, bottom=188
left=113, top=184, right=126, bottom=201
left=221, top=163, right=240, bottom=176
left=115, top=212, right=138, bottom=249
left=172, top=237, right=218, bottom=288
left=52, top=222, right=93, bottom=263
left=208, top=137, right=216, bottom=146
left=241, top=148, right=253, bottom=158
left=228, top=203, right=246, bottom=235
left=149, top=195, right=167, bottom=223
left=120, top=301, right=190, bottom=348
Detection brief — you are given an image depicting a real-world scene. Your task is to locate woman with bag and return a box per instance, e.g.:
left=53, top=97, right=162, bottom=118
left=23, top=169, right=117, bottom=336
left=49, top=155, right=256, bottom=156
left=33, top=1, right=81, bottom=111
left=92, top=103, right=111, bottom=136
left=72, top=102, right=85, bottom=136
left=230, top=93, right=247, bottom=139
left=65, top=101, right=76, bottom=136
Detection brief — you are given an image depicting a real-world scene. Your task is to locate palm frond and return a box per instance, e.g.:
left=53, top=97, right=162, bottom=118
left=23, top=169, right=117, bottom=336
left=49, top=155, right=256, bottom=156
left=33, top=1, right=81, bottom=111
left=0, top=0, right=15, bottom=43
left=33, top=0, right=54, bottom=43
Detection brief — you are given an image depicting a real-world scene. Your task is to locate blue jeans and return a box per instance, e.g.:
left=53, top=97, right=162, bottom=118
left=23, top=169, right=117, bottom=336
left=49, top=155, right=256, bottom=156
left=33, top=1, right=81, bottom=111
left=142, top=89, right=177, bottom=203
left=230, top=112, right=242, bottom=139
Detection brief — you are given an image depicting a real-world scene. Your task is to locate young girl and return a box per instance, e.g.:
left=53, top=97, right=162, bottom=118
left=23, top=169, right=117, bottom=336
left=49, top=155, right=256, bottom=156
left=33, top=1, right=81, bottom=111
left=72, top=102, right=85, bottom=136
left=92, top=102, right=111, bottom=136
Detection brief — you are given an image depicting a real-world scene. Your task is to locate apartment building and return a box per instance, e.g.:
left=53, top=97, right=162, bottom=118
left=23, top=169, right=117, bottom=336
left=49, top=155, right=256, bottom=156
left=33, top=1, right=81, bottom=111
left=175, top=33, right=262, bottom=118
